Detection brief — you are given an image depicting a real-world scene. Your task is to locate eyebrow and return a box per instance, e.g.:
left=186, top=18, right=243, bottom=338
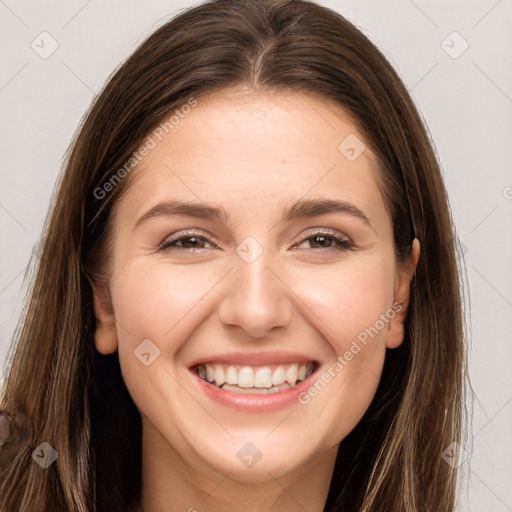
left=134, top=198, right=375, bottom=231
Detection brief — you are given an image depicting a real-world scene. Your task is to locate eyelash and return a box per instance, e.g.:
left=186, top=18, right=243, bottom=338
left=158, top=229, right=354, bottom=254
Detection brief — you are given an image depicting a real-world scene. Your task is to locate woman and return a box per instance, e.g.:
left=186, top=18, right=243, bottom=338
left=0, top=0, right=466, bottom=510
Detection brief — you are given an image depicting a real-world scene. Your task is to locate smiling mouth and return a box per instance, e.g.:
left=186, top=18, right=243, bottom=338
left=193, top=361, right=316, bottom=394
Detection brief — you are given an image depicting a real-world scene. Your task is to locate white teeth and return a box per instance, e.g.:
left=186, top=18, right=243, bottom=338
left=196, top=361, right=315, bottom=390
left=205, top=364, right=214, bottom=383
left=226, top=365, right=238, bottom=385
left=271, top=366, right=286, bottom=386
left=222, top=383, right=281, bottom=394
left=238, top=367, right=255, bottom=388
left=254, top=367, right=272, bottom=388
left=214, top=366, right=226, bottom=386
left=285, top=363, right=298, bottom=386
left=297, top=364, right=306, bottom=382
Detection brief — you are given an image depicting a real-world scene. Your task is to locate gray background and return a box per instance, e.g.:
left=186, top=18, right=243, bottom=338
left=1, top=1, right=511, bottom=510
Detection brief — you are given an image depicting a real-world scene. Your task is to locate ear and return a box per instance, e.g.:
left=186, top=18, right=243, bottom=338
left=385, top=238, right=421, bottom=350
left=91, top=280, right=118, bottom=355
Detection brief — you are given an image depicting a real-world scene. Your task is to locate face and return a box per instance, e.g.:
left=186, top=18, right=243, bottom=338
left=93, top=87, right=418, bottom=484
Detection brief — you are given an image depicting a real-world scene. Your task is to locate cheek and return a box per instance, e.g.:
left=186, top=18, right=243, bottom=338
left=292, top=255, right=396, bottom=352
left=110, top=251, right=396, bottom=357
left=289, top=255, right=397, bottom=441
left=110, top=259, right=221, bottom=355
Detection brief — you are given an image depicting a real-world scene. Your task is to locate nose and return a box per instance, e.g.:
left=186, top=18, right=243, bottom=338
left=217, top=249, right=294, bottom=339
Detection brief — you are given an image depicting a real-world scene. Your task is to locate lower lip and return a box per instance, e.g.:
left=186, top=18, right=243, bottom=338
left=190, top=367, right=318, bottom=413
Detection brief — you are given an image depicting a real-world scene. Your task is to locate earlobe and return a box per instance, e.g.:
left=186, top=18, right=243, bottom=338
left=385, top=238, right=421, bottom=350
left=91, top=280, right=118, bottom=355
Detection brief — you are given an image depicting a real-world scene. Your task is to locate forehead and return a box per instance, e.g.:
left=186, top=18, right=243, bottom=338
left=113, top=88, right=386, bottom=229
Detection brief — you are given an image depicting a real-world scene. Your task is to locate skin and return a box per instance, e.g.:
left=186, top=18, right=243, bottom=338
left=92, top=87, right=420, bottom=512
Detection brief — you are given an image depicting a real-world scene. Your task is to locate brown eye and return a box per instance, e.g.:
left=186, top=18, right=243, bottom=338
left=175, top=236, right=206, bottom=249
left=295, top=231, right=353, bottom=253
left=309, top=235, right=334, bottom=249
left=158, top=231, right=219, bottom=252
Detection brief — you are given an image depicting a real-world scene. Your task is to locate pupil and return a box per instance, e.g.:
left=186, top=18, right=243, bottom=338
left=313, top=235, right=330, bottom=248
left=184, top=237, right=201, bottom=248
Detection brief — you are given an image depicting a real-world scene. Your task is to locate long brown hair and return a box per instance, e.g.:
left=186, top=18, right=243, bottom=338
left=0, top=0, right=467, bottom=510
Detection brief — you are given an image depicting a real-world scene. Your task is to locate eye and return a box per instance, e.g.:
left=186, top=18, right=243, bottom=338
left=158, top=229, right=353, bottom=254
left=158, top=231, right=220, bottom=252
left=294, top=230, right=353, bottom=253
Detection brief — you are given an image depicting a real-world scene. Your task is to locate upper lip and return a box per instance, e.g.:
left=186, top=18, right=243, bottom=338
left=188, top=350, right=317, bottom=368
